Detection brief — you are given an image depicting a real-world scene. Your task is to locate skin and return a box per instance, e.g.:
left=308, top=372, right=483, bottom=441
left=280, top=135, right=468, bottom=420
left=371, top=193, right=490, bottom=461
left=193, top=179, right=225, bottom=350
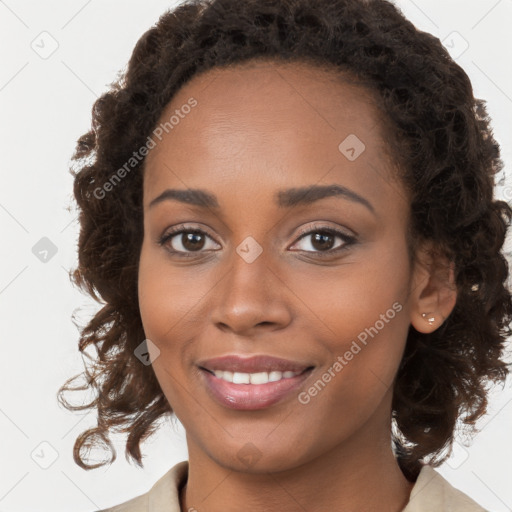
left=138, top=60, right=457, bottom=512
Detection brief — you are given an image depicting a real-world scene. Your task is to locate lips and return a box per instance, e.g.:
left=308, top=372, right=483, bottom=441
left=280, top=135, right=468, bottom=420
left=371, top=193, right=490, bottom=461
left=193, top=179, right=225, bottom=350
left=199, top=365, right=314, bottom=410
left=196, top=354, right=315, bottom=410
left=197, top=354, right=314, bottom=374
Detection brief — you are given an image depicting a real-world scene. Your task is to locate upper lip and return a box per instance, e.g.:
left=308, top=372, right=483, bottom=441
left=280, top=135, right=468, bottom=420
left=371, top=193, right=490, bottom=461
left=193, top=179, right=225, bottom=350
left=198, top=355, right=314, bottom=374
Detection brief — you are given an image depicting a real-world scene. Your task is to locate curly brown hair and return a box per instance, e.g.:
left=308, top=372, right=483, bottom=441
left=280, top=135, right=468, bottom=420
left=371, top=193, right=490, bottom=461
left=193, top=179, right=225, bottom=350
left=57, top=0, right=512, bottom=480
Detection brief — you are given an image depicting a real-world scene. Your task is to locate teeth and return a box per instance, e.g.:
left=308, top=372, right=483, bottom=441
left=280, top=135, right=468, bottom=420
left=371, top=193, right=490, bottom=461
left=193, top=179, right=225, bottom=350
left=269, top=371, right=282, bottom=382
left=212, top=369, right=301, bottom=384
left=232, top=372, right=250, bottom=384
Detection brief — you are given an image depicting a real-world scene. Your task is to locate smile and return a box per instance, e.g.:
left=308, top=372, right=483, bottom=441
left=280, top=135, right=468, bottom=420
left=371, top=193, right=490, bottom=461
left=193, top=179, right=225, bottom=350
left=199, top=366, right=314, bottom=410
left=207, top=369, right=303, bottom=385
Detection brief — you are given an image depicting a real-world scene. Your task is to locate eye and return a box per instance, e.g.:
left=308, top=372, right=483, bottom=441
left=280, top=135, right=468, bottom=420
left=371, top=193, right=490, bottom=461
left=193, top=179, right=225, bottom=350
left=158, top=224, right=220, bottom=256
left=289, top=224, right=356, bottom=257
left=158, top=223, right=357, bottom=258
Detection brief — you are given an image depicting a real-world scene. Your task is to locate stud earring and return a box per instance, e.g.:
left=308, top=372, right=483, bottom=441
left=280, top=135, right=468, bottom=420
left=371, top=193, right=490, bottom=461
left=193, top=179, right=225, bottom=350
left=421, top=312, right=435, bottom=325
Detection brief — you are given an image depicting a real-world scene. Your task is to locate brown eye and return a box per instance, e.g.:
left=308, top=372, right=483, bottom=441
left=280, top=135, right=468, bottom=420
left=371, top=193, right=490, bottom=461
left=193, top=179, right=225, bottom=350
left=159, top=226, right=220, bottom=255
left=179, top=231, right=206, bottom=251
left=309, top=232, right=336, bottom=251
left=291, top=226, right=356, bottom=256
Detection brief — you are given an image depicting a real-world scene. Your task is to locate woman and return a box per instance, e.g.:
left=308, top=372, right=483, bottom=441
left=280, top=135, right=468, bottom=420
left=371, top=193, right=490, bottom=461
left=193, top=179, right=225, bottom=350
left=58, top=0, right=511, bottom=510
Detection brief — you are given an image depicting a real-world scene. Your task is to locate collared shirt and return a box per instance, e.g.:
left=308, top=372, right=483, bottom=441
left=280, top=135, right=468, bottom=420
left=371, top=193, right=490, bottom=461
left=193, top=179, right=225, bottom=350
left=97, top=460, right=488, bottom=511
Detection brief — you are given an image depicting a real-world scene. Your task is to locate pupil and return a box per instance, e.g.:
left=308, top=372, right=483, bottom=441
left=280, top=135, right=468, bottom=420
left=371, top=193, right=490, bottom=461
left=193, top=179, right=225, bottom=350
left=183, top=232, right=204, bottom=251
left=312, top=232, right=334, bottom=251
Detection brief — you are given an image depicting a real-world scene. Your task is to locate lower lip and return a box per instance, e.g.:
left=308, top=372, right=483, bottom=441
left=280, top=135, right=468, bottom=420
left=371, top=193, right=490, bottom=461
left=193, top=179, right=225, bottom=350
left=199, top=367, right=314, bottom=410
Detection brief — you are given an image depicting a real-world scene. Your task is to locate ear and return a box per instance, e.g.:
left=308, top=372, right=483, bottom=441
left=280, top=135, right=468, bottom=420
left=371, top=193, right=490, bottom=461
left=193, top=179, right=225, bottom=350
left=409, top=241, right=457, bottom=333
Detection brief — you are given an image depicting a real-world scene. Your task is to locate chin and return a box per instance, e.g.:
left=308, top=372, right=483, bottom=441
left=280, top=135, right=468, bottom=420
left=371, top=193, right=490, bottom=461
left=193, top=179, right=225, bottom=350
left=204, top=439, right=307, bottom=475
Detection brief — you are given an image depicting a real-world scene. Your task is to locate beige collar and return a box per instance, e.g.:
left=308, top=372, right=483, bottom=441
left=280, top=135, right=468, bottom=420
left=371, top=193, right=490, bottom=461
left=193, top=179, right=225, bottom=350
left=101, top=460, right=487, bottom=511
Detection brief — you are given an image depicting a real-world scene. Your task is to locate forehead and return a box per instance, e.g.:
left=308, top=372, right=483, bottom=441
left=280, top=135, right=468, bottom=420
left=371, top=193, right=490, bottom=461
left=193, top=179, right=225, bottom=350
left=143, top=60, right=400, bottom=209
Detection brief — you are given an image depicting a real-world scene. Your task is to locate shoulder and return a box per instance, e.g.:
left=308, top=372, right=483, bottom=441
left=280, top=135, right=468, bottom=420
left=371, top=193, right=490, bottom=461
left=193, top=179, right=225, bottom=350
left=95, top=460, right=189, bottom=512
left=403, top=464, right=488, bottom=512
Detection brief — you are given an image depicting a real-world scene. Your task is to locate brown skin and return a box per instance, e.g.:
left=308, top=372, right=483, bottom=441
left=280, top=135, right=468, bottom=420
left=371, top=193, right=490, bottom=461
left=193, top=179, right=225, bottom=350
left=138, top=61, right=457, bottom=512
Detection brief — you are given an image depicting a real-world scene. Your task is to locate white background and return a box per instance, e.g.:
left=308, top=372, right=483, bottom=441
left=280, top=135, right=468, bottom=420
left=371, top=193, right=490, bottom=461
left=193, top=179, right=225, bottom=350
left=0, top=1, right=511, bottom=511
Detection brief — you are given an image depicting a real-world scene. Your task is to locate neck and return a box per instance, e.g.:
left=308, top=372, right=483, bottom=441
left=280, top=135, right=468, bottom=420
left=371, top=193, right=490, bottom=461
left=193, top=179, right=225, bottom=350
left=180, top=422, right=415, bottom=512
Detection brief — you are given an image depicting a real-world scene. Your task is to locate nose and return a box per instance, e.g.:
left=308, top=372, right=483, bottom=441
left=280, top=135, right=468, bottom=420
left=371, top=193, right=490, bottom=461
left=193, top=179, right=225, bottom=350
left=209, top=244, right=293, bottom=336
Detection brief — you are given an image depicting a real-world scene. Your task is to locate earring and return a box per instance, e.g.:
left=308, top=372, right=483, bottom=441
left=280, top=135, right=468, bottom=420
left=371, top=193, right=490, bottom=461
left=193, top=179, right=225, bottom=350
left=421, top=312, right=435, bottom=325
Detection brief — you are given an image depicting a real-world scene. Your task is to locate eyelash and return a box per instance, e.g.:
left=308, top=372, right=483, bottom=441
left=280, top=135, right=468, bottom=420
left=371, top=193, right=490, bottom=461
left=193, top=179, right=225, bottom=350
left=158, top=223, right=357, bottom=259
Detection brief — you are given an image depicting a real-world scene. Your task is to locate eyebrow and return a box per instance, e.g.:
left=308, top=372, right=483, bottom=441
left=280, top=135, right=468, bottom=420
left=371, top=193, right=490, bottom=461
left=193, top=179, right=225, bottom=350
left=148, top=184, right=375, bottom=215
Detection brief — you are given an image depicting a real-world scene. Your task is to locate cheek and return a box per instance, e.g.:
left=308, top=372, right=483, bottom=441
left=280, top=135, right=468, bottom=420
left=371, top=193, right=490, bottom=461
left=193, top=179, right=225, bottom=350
left=137, top=243, right=200, bottom=411
left=291, top=240, right=411, bottom=391
left=293, top=239, right=410, bottom=336
left=138, top=241, right=212, bottom=342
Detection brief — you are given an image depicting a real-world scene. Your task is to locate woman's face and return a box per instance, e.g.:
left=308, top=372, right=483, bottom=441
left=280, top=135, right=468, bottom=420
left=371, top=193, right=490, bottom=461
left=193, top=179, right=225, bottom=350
left=138, top=60, right=429, bottom=472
